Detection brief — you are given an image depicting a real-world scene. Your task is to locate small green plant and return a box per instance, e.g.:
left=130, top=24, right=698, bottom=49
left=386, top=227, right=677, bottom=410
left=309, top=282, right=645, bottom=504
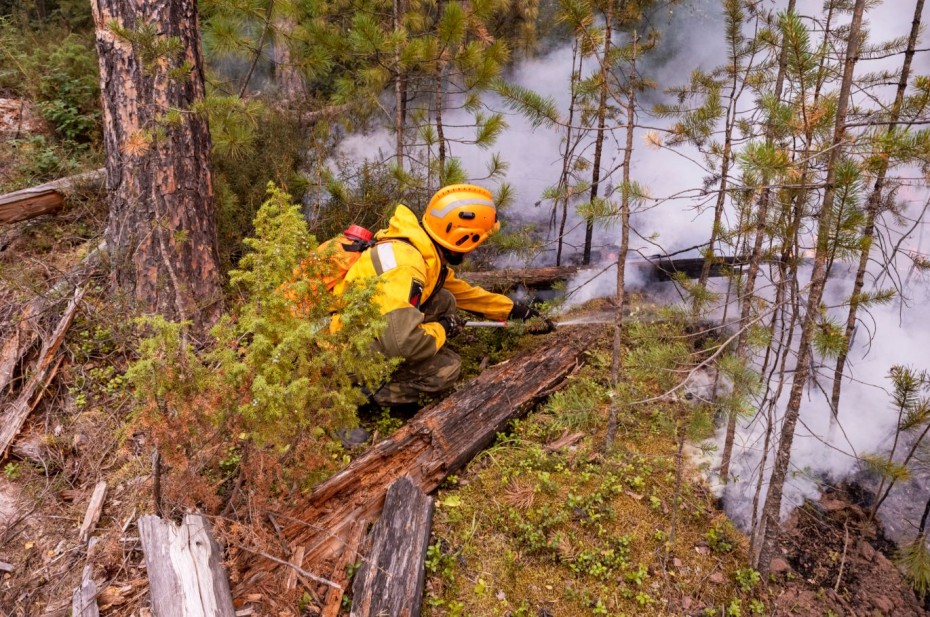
left=706, top=520, right=736, bottom=554
left=735, top=567, right=761, bottom=592
left=3, top=463, right=20, bottom=480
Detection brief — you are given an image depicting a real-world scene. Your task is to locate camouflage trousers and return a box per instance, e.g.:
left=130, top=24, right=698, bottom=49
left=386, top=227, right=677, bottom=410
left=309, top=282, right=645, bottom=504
left=373, top=289, right=462, bottom=406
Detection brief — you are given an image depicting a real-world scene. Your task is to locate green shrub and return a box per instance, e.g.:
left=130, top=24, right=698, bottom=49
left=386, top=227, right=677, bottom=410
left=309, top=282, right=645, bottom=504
left=126, top=184, right=397, bottom=512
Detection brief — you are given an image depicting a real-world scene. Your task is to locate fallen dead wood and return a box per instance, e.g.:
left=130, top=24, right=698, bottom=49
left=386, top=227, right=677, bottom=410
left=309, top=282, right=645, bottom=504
left=0, top=285, right=85, bottom=457
left=350, top=476, right=433, bottom=617
left=0, top=169, right=105, bottom=225
left=78, top=481, right=107, bottom=543
left=460, top=266, right=579, bottom=292
left=236, top=326, right=599, bottom=604
left=71, top=565, right=99, bottom=617
left=138, top=514, right=236, bottom=617
left=0, top=240, right=105, bottom=396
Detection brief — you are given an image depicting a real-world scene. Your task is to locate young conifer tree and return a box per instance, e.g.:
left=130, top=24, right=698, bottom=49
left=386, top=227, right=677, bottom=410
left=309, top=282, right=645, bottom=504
left=830, top=0, right=925, bottom=414
left=755, top=0, right=867, bottom=577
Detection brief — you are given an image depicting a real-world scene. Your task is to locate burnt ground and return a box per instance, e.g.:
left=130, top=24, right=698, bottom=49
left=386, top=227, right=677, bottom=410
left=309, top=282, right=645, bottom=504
left=770, top=483, right=927, bottom=616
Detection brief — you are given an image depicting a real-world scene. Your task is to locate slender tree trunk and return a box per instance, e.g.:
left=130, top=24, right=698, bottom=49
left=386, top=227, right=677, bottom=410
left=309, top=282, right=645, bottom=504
left=755, top=0, right=866, bottom=578
left=394, top=0, right=407, bottom=170
left=91, top=0, right=223, bottom=331
left=831, top=0, right=924, bottom=414
left=611, top=33, right=637, bottom=386
left=583, top=6, right=613, bottom=266
left=719, top=0, right=795, bottom=483
left=555, top=40, right=582, bottom=266
left=435, top=48, right=447, bottom=186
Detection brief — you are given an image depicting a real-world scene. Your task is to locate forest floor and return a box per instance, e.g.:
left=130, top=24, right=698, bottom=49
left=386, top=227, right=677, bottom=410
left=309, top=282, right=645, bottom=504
left=0, top=192, right=927, bottom=617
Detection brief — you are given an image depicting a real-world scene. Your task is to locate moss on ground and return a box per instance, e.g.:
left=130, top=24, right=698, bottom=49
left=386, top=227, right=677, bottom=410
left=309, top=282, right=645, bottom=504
left=422, top=314, right=767, bottom=617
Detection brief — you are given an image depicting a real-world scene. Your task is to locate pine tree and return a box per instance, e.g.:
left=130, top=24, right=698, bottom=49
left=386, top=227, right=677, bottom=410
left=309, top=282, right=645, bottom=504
left=831, top=0, right=926, bottom=414
left=91, top=0, right=223, bottom=329
left=754, top=0, right=867, bottom=577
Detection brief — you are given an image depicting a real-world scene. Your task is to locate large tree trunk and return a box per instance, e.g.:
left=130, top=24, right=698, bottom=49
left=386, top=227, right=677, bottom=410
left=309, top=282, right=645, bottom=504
left=755, top=0, right=866, bottom=578
left=91, top=0, right=223, bottom=330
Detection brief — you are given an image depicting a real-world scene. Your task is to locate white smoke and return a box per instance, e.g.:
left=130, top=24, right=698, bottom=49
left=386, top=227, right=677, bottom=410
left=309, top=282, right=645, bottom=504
left=334, top=0, right=930, bottom=542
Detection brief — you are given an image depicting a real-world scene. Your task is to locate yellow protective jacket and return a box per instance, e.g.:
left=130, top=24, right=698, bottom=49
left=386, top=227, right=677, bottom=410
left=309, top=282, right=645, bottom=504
left=333, top=204, right=514, bottom=363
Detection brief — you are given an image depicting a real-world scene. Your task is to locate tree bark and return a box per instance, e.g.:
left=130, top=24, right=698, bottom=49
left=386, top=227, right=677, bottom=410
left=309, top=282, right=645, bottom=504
left=138, top=514, right=236, bottom=617
left=272, top=4, right=306, bottom=103
left=235, top=327, right=598, bottom=597
left=755, top=0, right=866, bottom=578
left=350, top=477, right=434, bottom=617
left=830, top=0, right=924, bottom=414
left=91, top=0, right=223, bottom=330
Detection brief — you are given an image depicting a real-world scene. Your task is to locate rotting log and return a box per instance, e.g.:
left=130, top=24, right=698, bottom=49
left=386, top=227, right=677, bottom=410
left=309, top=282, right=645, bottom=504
left=138, top=514, right=236, bottom=617
left=235, top=326, right=599, bottom=603
left=0, top=285, right=85, bottom=457
left=0, top=169, right=105, bottom=225
left=350, top=476, right=433, bottom=617
left=459, top=266, right=578, bottom=292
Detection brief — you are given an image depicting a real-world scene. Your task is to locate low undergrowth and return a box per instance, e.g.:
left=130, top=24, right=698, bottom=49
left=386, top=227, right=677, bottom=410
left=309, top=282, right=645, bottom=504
left=423, top=315, right=767, bottom=617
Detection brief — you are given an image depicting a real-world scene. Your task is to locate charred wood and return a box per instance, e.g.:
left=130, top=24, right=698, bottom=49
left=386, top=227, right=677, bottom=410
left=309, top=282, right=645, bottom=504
left=350, top=477, right=434, bottom=617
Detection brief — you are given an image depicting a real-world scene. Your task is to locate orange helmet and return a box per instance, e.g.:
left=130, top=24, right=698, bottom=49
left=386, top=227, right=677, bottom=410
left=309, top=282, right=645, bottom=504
left=422, top=184, right=500, bottom=252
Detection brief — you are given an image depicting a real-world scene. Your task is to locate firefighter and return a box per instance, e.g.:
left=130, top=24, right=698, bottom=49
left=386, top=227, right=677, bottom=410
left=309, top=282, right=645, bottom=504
left=333, top=183, right=552, bottom=407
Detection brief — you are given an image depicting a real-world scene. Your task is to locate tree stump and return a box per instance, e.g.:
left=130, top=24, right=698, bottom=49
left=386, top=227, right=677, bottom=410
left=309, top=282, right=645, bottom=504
left=138, top=514, right=236, bottom=617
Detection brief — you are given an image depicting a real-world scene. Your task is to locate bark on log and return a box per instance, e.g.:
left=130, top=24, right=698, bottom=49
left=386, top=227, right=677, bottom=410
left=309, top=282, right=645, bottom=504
left=0, top=286, right=84, bottom=457
left=459, top=266, right=578, bottom=292
left=236, top=327, right=599, bottom=597
left=138, top=514, right=236, bottom=617
left=350, top=477, right=433, bottom=617
left=71, top=565, right=99, bottom=617
left=0, top=169, right=105, bottom=225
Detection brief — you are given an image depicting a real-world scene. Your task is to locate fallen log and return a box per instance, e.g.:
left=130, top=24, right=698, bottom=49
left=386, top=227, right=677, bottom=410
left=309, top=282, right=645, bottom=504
left=350, top=477, right=433, bottom=617
left=0, top=169, right=105, bottom=225
left=236, top=326, right=599, bottom=602
left=138, top=514, right=236, bottom=617
left=459, top=266, right=579, bottom=292
left=0, top=285, right=85, bottom=457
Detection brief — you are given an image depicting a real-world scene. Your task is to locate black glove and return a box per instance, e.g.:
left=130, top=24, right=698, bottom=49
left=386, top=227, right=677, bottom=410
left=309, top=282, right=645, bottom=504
left=438, top=313, right=465, bottom=338
left=509, top=303, right=555, bottom=334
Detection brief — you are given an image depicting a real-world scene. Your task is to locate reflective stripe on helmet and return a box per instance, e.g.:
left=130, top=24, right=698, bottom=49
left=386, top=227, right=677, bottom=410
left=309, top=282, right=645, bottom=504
left=429, top=197, right=496, bottom=219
